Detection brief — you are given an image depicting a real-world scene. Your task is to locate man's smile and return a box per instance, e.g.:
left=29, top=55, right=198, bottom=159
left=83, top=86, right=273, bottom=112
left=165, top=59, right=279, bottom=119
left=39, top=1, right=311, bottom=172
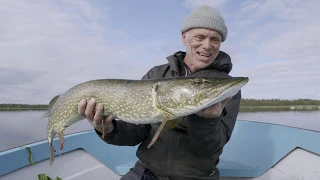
left=197, top=52, right=212, bottom=60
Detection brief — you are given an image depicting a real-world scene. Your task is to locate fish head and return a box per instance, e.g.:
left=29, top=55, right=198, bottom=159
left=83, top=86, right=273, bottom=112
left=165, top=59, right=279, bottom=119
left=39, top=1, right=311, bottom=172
left=191, top=77, right=249, bottom=106
left=155, top=77, right=249, bottom=116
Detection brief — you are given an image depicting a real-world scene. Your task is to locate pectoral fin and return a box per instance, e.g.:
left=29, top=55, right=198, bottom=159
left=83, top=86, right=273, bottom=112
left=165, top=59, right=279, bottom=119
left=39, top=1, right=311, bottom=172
left=165, top=118, right=180, bottom=129
left=147, top=113, right=171, bottom=148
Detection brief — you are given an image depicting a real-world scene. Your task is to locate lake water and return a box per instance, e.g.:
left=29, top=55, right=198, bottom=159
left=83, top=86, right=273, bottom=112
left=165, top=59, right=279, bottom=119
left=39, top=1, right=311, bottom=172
left=0, top=110, right=319, bottom=152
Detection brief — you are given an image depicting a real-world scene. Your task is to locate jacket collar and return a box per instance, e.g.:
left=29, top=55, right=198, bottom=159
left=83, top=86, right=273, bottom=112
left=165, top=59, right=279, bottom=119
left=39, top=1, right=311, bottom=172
left=166, top=50, right=233, bottom=74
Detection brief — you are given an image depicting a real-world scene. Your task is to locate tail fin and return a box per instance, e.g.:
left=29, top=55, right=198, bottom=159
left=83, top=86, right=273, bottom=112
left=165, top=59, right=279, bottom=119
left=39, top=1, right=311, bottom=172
left=58, top=129, right=65, bottom=152
left=49, top=144, right=56, bottom=166
left=48, top=136, right=56, bottom=166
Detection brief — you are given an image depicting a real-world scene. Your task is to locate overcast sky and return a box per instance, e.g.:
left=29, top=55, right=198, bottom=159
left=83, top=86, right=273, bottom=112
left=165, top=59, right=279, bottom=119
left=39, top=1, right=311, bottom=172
left=1, top=0, right=319, bottom=104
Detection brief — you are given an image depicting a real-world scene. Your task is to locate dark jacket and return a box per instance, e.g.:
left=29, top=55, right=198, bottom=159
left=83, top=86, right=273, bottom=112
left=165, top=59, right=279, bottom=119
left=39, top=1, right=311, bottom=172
left=96, top=51, right=242, bottom=180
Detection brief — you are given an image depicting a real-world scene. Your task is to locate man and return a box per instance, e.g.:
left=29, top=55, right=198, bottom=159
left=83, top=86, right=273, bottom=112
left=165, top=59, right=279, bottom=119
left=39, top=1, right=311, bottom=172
left=78, top=5, right=241, bottom=180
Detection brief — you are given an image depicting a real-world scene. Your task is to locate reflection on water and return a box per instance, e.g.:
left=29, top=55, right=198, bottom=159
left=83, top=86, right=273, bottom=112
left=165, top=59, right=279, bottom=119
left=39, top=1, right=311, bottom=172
left=0, top=110, right=319, bottom=152
left=238, top=111, right=320, bottom=132
left=0, top=110, right=92, bottom=152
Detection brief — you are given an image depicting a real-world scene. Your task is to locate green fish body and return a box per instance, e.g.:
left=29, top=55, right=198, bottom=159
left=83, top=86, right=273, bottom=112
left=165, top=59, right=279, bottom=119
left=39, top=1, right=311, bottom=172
left=42, top=76, right=249, bottom=165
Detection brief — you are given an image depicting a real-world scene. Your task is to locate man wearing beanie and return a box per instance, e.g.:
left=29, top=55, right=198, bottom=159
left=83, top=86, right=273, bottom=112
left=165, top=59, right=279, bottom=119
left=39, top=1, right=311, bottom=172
left=79, top=5, right=241, bottom=180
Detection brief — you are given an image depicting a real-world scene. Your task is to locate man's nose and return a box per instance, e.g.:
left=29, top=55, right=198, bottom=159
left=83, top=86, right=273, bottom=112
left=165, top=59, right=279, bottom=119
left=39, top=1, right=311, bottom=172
left=202, top=38, right=212, bottom=50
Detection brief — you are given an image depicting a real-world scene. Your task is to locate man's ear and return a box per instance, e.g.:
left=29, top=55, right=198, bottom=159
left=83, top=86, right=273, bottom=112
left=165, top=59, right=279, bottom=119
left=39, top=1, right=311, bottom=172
left=182, top=32, right=187, bottom=46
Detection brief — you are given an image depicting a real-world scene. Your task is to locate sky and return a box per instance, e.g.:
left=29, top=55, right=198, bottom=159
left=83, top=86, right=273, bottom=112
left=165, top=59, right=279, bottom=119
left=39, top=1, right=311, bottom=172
left=0, top=0, right=319, bottom=104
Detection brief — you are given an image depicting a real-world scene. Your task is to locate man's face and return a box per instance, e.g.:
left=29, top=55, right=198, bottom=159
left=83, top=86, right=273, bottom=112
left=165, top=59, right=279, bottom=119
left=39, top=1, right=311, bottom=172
left=182, top=28, right=222, bottom=72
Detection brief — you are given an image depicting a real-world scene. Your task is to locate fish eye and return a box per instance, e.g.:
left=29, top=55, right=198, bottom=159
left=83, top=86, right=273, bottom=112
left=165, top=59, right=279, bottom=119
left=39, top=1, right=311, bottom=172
left=193, top=78, right=203, bottom=85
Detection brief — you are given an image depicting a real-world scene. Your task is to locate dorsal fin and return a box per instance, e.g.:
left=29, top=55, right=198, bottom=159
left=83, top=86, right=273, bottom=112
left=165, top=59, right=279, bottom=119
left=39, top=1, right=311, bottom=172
left=41, top=95, right=60, bottom=119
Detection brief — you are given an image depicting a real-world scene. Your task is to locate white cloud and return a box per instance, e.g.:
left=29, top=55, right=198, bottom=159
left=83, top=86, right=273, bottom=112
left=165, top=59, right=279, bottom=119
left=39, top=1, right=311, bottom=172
left=0, top=1, right=160, bottom=104
left=183, top=0, right=229, bottom=9
left=237, top=59, right=320, bottom=100
left=1, top=0, right=319, bottom=104
left=182, top=0, right=320, bottom=100
left=228, top=0, right=320, bottom=100
left=241, top=0, right=319, bottom=22
left=258, top=22, right=320, bottom=60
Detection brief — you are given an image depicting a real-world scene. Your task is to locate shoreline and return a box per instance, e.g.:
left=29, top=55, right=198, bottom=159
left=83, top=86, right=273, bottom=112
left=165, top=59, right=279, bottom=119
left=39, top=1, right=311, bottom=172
left=239, top=105, right=320, bottom=112
left=1, top=105, right=319, bottom=113
left=1, top=99, right=320, bottom=113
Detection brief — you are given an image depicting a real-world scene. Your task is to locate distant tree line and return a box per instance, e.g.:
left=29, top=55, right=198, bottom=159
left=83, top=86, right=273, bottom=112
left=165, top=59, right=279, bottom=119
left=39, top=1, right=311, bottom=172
left=0, top=104, right=48, bottom=109
left=1, top=98, right=320, bottom=110
left=240, top=98, right=320, bottom=106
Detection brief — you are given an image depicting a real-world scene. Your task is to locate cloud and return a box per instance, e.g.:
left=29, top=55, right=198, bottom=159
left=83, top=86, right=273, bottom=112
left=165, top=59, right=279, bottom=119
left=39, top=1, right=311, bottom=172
left=181, top=0, right=320, bottom=100
left=1, top=0, right=319, bottom=104
left=228, top=0, right=320, bottom=99
left=0, top=67, right=43, bottom=85
left=183, top=0, right=229, bottom=9
left=0, top=0, right=161, bottom=104
left=235, top=57, right=320, bottom=99
left=240, top=0, right=319, bottom=22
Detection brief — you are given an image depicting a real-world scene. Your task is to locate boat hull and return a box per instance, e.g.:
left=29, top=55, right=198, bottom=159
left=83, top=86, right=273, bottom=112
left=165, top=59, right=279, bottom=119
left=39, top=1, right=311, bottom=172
left=1, top=120, right=320, bottom=180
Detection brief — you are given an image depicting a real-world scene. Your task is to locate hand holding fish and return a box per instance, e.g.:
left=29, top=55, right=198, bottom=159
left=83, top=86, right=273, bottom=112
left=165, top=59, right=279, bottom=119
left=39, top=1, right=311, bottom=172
left=78, top=98, right=115, bottom=136
left=196, top=97, right=232, bottom=118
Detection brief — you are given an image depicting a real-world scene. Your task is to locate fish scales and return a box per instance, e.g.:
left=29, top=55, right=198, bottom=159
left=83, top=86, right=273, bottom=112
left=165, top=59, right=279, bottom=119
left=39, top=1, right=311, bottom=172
left=43, top=77, right=249, bottom=165
left=50, top=79, right=161, bottom=127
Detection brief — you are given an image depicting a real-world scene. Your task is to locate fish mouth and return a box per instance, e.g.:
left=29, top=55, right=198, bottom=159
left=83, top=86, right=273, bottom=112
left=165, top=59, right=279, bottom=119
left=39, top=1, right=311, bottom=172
left=229, top=77, right=249, bottom=88
left=217, top=77, right=249, bottom=98
left=201, top=77, right=249, bottom=108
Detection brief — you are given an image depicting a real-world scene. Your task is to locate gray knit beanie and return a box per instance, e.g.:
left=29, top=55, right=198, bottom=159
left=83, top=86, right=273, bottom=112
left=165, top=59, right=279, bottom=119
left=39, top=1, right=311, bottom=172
left=181, top=5, right=228, bottom=42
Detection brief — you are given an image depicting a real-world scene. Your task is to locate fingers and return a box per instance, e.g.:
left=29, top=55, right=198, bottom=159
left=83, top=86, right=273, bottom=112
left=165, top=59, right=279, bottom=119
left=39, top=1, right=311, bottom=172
left=105, top=113, right=115, bottom=124
left=94, top=103, right=104, bottom=124
left=85, top=98, right=96, bottom=121
left=221, top=97, right=232, bottom=107
left=196, top=103, right=220, bottom=118
left=78, top=98, right=97, bottom=121
left=196, top=97, right=232, bottom=118
left=78, top=99, right=87, bottom=116
left=93, top=103, right=115, bottom=125
left=78, top=98, right=115, bottom=135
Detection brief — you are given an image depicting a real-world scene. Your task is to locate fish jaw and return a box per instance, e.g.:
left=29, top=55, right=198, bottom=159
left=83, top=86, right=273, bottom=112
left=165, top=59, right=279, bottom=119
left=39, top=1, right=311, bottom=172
left=154, top=77, right=249, bottom=117
left=195, top=77, right=248, bottom=111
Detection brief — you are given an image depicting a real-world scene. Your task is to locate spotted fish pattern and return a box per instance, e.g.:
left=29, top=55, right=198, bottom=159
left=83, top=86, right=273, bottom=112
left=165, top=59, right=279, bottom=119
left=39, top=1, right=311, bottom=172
left=42, top=76, right=249, bottom=165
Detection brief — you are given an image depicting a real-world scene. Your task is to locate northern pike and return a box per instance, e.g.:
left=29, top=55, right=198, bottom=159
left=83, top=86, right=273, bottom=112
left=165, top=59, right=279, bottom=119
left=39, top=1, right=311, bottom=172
left=42, top=76, right=249, bottom=165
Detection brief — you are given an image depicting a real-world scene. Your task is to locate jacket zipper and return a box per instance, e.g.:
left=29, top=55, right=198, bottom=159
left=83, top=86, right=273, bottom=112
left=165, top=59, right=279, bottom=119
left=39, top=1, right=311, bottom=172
left=167, top=56, right=219, bottom=179
left=181, top=60, right=214, bottom=76
left=166, top=63, right=188, bottom=180
left=168, top=62, right=190, bottom=179
left=183, top=66, right=189, bottom=76
left=170, top=130, right=177, bottom=179
left=168, top=58, right=211, bottom=179
left=181, top=61, right=191, bottom=76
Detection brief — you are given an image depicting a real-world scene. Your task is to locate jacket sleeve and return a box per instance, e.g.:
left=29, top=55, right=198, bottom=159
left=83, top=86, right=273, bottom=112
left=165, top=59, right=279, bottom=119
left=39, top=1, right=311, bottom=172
left=95, top=120, right=151, bottom=146
left=94, top=70, right=154, bottom=146
left=187, top=90, right=241, bottom=157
